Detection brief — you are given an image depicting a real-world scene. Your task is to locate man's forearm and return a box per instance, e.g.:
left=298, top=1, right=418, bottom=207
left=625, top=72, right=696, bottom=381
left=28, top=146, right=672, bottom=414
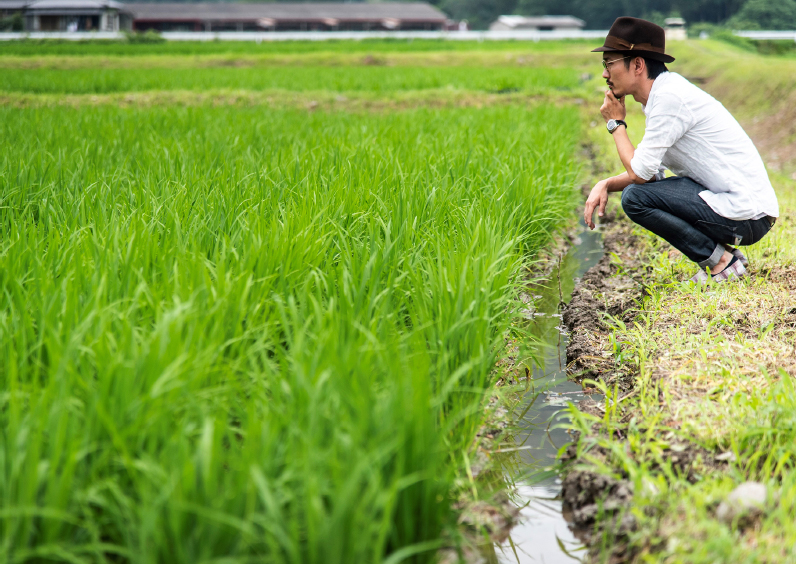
left=605, top=172, right=634, bottom=192
left=612, top=127, right=647, bottom=184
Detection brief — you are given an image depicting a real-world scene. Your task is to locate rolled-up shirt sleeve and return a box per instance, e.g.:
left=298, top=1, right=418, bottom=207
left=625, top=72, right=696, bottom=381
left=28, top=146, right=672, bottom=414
left=630, top=97, right=692, bottom=181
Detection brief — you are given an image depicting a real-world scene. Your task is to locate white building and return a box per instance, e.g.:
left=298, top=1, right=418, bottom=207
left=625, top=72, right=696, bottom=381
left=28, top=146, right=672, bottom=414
left=6, top=1, right=447, bottom=33
left=129, top=2, right=447, bottom=32
left=489, top=15, right=585, bottom=32
left=664, top=17, right=686, bottom=41
left=24, top=0, right=131, bottom=31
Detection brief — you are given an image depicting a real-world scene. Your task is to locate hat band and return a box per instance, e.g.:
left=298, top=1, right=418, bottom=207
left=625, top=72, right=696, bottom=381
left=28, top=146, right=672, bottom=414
left=604, top=35, right=665, bottom=54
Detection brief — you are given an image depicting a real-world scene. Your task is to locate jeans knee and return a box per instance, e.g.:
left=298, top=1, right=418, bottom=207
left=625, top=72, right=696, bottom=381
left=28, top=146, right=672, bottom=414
left=621, top=184, right=644, bottom=219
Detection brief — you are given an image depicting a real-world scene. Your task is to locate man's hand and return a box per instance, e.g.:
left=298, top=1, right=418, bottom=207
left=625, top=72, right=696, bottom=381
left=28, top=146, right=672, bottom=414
left=584, top=180, right=609, bottom=230
left=600, top=89, right=626, bottom=122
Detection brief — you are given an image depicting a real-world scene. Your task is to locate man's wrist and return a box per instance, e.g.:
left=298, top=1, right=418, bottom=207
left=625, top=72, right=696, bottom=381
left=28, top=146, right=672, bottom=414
left=604, top=174, right=632, bottom=192
left=606, top=119, right=628, bottom=134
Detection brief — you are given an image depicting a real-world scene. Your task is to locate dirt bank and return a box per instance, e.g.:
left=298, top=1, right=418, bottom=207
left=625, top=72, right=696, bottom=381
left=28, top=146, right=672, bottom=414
left=557, top=185, right=796, bottom=563
left=563, top=210, right=644, bottom=394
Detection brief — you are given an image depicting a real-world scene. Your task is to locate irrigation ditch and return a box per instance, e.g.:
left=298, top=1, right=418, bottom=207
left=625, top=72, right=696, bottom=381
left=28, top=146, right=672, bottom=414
left=490, top=218, right=605, bottom=564
left=557, top=213, right=650, bottom=563
left=485, top=183, right=786, bottom=563
left=472, top=202, right=648, bottom=564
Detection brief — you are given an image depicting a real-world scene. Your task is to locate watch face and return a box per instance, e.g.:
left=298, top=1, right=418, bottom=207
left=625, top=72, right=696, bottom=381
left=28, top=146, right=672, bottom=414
left=607, top=119, right=617, bottom=131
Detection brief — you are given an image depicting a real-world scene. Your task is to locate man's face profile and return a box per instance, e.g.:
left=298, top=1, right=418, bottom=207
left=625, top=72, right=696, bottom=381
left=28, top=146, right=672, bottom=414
left=602, top=55, right=629, bottom=98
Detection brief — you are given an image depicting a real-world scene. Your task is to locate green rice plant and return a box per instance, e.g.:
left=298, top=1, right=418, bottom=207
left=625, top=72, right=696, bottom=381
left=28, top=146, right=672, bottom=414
left=0, top=38, right=598, bottom=57
left=0, top=103, right=580, bottom=563
left=0, top=65, right=578, bottom=95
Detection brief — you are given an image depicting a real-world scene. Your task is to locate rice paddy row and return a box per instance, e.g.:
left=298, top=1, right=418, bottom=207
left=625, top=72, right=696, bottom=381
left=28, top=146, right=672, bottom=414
left=0, top=65, right=580, bottom=95
left=0, top=100, right=581, bottom=562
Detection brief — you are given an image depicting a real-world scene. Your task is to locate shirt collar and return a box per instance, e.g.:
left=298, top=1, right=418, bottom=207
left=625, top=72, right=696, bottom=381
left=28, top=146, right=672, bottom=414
left=642, top=71, right=669, bottom=116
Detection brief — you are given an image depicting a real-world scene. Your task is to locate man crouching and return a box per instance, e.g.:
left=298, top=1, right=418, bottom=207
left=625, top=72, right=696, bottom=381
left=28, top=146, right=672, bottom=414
left=584, top=17, right=779, bottom=283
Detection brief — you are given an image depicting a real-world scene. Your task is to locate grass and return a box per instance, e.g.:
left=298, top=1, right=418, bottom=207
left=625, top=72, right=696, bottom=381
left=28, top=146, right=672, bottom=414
left=566, top=181, right=796, bottom=562
left=0, top=39, right=596, bottom=98
left=0, top=38, right=599, bottom=57
left=0, top=101, right=581, bottom=563
left=0, top=65, right=579, bottom=95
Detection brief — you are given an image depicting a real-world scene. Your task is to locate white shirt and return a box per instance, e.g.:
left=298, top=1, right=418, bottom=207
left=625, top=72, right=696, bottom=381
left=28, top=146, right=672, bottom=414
left=630, top=72, right=779, bottom=221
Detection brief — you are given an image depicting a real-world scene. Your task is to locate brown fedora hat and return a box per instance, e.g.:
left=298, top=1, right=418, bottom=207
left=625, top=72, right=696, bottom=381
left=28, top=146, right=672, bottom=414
left=592, top=17, right=675, bottom=64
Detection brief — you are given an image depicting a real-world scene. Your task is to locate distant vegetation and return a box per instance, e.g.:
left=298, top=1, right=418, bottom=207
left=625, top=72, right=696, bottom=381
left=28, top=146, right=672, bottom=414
left=437, top=0, right=796, bottom=31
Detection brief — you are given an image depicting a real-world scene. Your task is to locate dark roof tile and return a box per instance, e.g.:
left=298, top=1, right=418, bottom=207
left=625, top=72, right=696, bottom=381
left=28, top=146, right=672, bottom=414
left=128, top=2, right=446, bottom=22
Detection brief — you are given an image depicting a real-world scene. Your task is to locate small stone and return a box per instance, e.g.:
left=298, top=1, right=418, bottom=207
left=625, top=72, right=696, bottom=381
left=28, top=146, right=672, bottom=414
left=715, top=451, right=737, bottom=462
left=715, top=481, right=767, bottom=524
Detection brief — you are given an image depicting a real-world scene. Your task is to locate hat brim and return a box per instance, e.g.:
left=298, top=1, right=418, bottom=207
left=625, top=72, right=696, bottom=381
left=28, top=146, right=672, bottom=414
left=592, top=45, right=675, bottom=63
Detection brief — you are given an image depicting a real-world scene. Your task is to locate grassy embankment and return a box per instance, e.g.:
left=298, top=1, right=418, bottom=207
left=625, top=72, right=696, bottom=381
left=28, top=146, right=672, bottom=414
left=566, top=39, right=796, bottom=563
left=0, top=40, right=589, bottom=563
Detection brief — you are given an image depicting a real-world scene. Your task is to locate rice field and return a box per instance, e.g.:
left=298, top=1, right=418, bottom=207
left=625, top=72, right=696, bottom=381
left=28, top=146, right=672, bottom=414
left=0, top=41, right=583, bottom=563
left=0, top=37, right=596, bottom=57
left=0, top=66, right=577, bottom=95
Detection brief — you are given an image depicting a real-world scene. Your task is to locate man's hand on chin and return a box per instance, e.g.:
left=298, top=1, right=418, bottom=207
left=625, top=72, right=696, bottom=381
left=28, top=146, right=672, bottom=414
left=600, top=89, right=626, bottom=122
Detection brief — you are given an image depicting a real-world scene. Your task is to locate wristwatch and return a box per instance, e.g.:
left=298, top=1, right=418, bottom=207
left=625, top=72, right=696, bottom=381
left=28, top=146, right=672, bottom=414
left=606, top=119, right=628, bottom=134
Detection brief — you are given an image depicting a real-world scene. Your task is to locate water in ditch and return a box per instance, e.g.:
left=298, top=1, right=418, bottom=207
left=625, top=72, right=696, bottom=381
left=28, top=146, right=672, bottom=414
left=493, top=223, right=604, bottom=564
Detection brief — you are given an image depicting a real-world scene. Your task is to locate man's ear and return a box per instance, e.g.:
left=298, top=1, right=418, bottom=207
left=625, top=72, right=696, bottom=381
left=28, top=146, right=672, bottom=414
left=635, top=56, right=646, bottom=77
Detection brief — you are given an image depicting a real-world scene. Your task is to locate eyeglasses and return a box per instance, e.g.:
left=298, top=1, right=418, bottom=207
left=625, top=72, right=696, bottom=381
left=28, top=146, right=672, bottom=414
left=602, top=56, right=632, bottom=71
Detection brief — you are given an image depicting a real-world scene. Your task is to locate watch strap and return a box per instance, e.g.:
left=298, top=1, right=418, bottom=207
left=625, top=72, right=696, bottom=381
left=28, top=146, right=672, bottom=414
left=610, top=119, right=628, bottom=134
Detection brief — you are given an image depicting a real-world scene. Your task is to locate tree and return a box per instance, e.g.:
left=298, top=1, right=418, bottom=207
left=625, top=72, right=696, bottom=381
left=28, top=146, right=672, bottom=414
left=438, top=0, right=517, bottom=29
left=727, top=0, right=796, bottom=29
left=0, top=12, right=24, bottom=31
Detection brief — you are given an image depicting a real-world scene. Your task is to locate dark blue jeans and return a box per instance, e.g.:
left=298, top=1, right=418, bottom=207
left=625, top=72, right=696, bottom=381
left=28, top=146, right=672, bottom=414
left=621, top=177, right=774, bottom=268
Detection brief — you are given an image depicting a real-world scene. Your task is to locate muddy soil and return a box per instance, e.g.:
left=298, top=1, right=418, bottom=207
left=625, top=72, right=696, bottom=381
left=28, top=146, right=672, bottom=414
left=554, top=209, right=646, bottom=559
left=556, top=207, right=730, bottom=563
left=562, top=206, right=645, bottom=394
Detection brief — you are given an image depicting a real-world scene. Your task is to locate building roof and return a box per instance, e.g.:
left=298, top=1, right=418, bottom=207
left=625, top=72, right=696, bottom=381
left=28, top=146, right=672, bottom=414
left=25, top=0, right=127, bottom=11
left=0, top=0, right=28, bottom=9
left=492, top=15, right=585, bottom=29
left=127, top=2, right=447, bottom=22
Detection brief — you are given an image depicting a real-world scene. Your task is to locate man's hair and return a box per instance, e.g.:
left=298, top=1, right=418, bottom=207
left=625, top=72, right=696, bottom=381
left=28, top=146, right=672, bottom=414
left=623, top=56, right=668, bottom=79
